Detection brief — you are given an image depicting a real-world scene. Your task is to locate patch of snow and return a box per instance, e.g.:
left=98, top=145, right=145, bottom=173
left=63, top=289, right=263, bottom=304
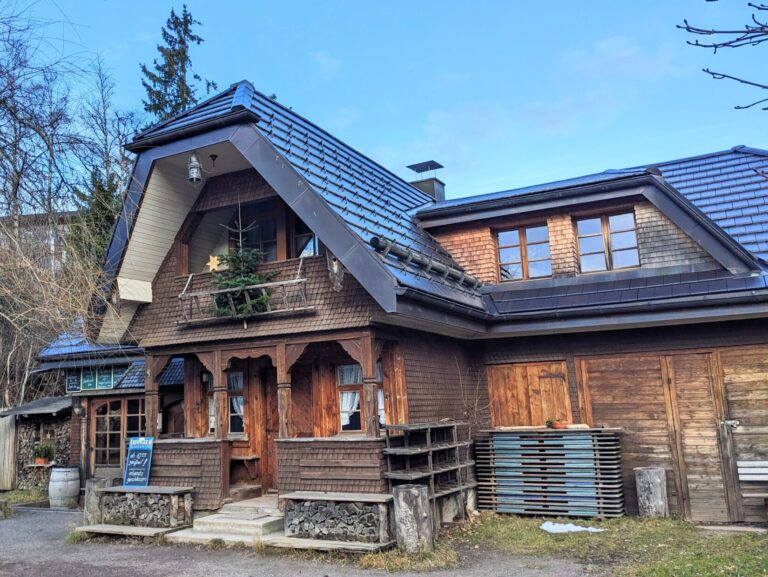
left=540, top=521, right=604, bottom=534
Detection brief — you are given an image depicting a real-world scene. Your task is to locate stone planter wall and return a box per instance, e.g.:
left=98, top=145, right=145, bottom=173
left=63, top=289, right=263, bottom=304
left=285, top=498, right=392, bottom=543
left=100, top=490, right=192, bottom=528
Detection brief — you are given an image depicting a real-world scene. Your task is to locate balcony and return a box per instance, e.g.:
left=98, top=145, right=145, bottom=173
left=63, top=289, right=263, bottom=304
left=177, top=267, right=315, bottom=326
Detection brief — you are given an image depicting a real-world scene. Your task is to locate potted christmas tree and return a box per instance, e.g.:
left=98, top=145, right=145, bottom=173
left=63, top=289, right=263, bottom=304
left=211, top=210, right=275, bottom=318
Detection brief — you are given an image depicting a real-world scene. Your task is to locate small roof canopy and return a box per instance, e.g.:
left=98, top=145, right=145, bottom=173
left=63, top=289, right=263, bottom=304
left=0, top=396, right=72, bottom=418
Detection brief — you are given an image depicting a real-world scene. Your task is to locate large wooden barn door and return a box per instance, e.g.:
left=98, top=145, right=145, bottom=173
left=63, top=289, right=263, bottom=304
left=665, top=353, right=734, bottom=522
left=487, top=361, right=572, bottom=427
left=579, top=355, right=682, bottom=516
left=580, top=352, right=738, bottom=522
left=718, top=347, right=768, bottom=523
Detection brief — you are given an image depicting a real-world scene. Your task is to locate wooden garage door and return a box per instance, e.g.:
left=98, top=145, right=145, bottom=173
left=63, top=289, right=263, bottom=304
left=579, top=355, right=682, bottom=516
left=487, top=361, right=572, bottom=427
left=719, top=347, right=768, bottom=523
left=579, top=352, right=736, bottom=522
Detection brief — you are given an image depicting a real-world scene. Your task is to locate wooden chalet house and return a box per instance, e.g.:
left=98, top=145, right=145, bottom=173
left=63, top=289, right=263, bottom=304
left=74, top=80, right=768, bottom=522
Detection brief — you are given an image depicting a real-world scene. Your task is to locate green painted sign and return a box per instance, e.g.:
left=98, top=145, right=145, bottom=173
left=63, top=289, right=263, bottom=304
left=97, top=369, right=113, bottom=389
left=81, top=369, right=96, bottom=390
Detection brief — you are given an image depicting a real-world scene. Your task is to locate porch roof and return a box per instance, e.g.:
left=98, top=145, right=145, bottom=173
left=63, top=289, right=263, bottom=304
left=0, top=395, right=71, bottom=418
left=115, top=358, right=185, bottom=389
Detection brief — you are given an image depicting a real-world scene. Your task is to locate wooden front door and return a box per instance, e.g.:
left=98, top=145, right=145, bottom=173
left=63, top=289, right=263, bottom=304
left=89, top=396, right=146, bottom=478
left=579, top=352, right=740, bottom=522
left=487, top=361, right=572, bottom=427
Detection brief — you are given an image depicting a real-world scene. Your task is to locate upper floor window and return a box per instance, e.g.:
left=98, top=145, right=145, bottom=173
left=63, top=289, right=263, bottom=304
left=498, top=225, right=552, bottom=281
left=576, top=212, right=639, bottom=272
left=236, top=199, right=278, bottom=262
left=292, top=215, right=318, bottom=258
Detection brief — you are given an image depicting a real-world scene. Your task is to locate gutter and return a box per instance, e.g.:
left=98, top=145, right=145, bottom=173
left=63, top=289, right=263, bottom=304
left=126, top=110, right=260, bottom=152
left=416, top=173, right=651, bottom=222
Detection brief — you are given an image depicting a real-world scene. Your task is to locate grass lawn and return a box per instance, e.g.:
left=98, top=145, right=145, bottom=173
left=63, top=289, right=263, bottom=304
left=459, top=513, right=768, bottom=577
left=0, top=488, right=45, bottom=505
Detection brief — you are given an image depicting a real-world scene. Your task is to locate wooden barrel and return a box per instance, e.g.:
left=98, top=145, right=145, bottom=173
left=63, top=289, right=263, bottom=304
left=48, top=467, right=80, bottom=509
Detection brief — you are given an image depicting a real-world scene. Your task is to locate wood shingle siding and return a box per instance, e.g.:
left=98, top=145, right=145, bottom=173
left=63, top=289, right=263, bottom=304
left=128, top=254, right=380, bottom=348
left=430, top=225, right=499, bottom=284
left=634, top=202, right=721, bottom=270
left=276, top=438, right=387, bottom=494
left=150, top=439, right=229, bottom=510
left=401, top=331, right=489, bottom=429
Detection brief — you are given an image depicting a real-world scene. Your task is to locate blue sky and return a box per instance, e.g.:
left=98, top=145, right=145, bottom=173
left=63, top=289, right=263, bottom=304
left=32, top=0, right=766, bottom=200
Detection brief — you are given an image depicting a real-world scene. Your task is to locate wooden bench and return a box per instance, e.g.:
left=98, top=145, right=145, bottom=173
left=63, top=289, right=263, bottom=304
left=738, top=461, right=768, bottom=519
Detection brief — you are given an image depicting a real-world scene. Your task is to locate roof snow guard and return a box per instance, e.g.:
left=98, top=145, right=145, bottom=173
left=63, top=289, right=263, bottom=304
left=121, top=81, right=484, bottom=312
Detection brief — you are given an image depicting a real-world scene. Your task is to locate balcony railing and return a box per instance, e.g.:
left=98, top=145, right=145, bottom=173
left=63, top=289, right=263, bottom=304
left=177, top=274, right=314, bottom=326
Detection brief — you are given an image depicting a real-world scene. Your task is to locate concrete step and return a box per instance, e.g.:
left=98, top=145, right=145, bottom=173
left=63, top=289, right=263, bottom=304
left=220, top=496, right=279, bottom=518
left=262, top=534, right=395, bottom=553
left=229, top=484, right=262, bottom=502
left=192, top=513, right=284, bottom=537
left=164, top=528, right=255, bottom=547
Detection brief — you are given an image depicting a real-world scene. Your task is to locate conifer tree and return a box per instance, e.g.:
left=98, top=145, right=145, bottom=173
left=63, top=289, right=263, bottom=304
left=68, top=169, right=120, bottom=266
left=211, top=213, right=274, bottom=317
left=140, top=5, right=216, bottom=122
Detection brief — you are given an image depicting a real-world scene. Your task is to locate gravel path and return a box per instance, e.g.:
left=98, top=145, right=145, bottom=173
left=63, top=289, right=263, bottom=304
left=0, top=508, right=592, bottom=577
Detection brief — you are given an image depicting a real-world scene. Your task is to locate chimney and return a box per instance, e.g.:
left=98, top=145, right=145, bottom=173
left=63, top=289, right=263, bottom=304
left=407, top=160, right=445, bottom=202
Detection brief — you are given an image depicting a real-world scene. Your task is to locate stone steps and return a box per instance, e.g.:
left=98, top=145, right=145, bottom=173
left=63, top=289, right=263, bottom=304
left=192, top=513, right=284, bottom=536
left=262, top=534, right=395, bottom=553
left=164, top=528, right=257, bottom=547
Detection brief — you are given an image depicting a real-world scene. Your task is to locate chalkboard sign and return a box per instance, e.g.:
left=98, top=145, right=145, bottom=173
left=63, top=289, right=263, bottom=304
left=81, top=369, right=96, bottom=390
left=96, top=369, right=113, bottom=389
left=123, top=436, right=154, bottom=487
left=66, top=371, right=80, bottom=393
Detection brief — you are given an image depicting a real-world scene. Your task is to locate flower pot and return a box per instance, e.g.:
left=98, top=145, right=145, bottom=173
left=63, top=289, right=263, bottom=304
left=34, top=457, right=49, bottom=465
left=552, top=421, right=568, bottom=430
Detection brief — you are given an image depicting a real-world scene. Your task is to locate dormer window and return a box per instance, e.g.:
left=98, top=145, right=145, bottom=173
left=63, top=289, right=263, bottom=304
left=498, top=225, right=552, bottom=281
left=576, top=211, right=639, bottom=272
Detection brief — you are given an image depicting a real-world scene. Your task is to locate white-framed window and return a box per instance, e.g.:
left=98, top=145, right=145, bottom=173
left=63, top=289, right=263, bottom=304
left=336, top=363, right=385, bottom=432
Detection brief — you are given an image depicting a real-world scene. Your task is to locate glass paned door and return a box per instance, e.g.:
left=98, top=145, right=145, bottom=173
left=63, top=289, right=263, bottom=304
left=93, top=400, right=123, bottom=466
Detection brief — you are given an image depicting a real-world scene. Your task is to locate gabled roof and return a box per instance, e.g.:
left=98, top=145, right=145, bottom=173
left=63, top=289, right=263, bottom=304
left=639, top=146, right=768, bottom=261
left=418, top=146, right=768, bottom=264
left=124, top=81, right=482, bottom=311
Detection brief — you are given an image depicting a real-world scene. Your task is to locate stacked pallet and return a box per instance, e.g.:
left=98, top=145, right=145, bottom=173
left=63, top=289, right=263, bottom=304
left=475, top=428, right=624, bottom=518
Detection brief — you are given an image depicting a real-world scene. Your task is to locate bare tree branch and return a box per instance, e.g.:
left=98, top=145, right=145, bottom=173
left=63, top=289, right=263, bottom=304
left=679, top=2, right=768, bottom=109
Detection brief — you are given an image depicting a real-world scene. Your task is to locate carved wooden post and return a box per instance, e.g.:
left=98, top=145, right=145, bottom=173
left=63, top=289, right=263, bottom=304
left=276, top=343, right=292, bottom=438
left=144, top=355, right=169, bottom=438
left=212, top=351, right=228, bottom=441
left=361, top=335, right=380, bottom=438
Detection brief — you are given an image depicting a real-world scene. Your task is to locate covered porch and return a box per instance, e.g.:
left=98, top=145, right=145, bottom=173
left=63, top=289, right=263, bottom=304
left=144, top=329, right=408, bottom=509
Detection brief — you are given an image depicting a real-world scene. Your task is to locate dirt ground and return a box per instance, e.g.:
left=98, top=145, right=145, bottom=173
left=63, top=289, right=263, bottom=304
left=0, top=508, right=594, bottom=577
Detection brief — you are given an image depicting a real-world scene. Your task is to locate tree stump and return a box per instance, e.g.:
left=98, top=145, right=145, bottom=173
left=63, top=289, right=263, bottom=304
left=393, top=484, right=433, bottom=554
left=0, top=499, right=10, bottom=520
left=83, top=477, right=113, bottom=525
left=634, top=467, right=668, bottom=517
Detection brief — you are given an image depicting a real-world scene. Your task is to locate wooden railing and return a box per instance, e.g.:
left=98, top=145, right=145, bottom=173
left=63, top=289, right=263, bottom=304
left=177, top=274, right=314, bottom=326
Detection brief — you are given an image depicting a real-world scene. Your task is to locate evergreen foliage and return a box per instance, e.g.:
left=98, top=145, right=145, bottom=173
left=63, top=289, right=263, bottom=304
left=211, top=219, right=275, bottom=317
left=68, top=169, right=120, bottom=266
left=140, top=5, right=216, bottom=122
